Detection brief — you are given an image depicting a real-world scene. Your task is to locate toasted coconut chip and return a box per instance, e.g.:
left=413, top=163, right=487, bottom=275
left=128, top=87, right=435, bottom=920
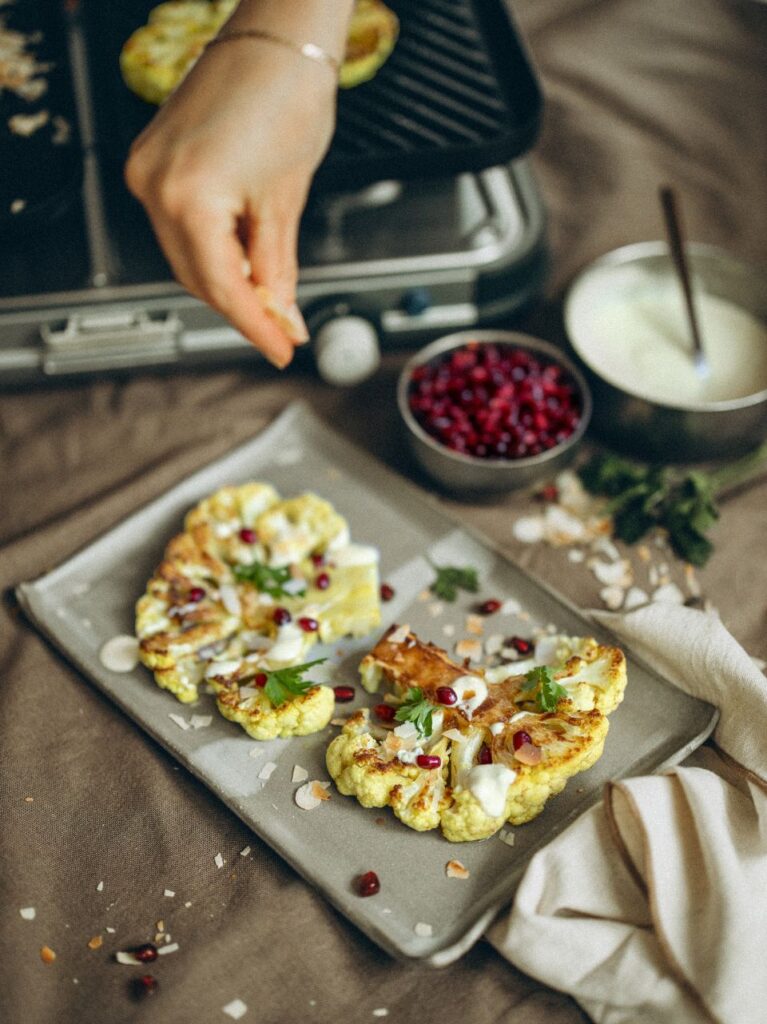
left=446, top=860, right=470, bottom=879
left=87, top=936, right=102, bottom=950
left=465, top=614, right=484, bottom=636
left=214, top=853, right=224, bottom=869
left=168, top=713, right=190, bottom=731
left=115, top=950, right=143, bottom=965
left=239, top=846, right=251, bottom=857
left=258, top=761, right=277, bottom=781
left=455, top=638, right=483, bottom=661
left=414, top=922, right=433, bottom=937
left=292, top=765, right=309, bottom=783
left=388, top=623, right=411, bottom=645
left=164, top=889, right=175, bottom=898
left=40, top=946, right=56, bottom=964
left=191, top=714, right=213, bottom=729
left=568, top=548, right=586, bottom=563
left=96, top=881, right=104, bottom=892
left=372, top=1011, right=390, bottom=1019
left=295, top=781, right=331, bottom=810
left=599, top=585, right=625, bottom=611
left=20, top=907, right=36, bottom=920
left=223, top=999, right=248, bottom=1021
left=157, top=942, right=179, bottom=955
left=512, top=515, right=545, bottom=543
left=499, top=830, right=516, bottom=846
left=441, top=624, right=455, bottom=637
left=589, top=558, right=633, bottom=588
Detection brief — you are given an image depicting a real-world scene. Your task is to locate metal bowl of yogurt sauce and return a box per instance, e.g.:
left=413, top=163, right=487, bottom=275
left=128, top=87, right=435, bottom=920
left=564, top=242, right=767, bottom=461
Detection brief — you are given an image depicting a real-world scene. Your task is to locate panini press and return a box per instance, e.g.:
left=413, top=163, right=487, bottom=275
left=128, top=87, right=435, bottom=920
left=0, top=0, right=547, bottom=384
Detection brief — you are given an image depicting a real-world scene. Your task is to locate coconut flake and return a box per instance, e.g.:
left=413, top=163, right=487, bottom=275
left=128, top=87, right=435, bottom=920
left=168, top=713, right=190, bottom=731
left=428, top=602, right=444, bottom=618
left=543, top=505, right=589, bottom=545
left=115, top=951, right=143, bottom=965
left=292, top=765, right=309, bottom=783
left=258, top=761, right=277, bottom=781
left=589, top=558, right=633, bottom=588
left=624, top=586, right=649, bottom=610
left=465, top=614, right=484, bottom=636
left=164, top=889, right=175, bottom=898
left=591, top=536, right=621, bottom=562
left=652, top=582, right=685, bottom=605
left=441, top=624, right=456, bottom=638
left=223, top=999, right=248, bottom=1020
left=373, top=1010, right=389, bottom=1018
left=99, top=635, right=140, bottom=673
left=240, top=846, right=251, bottom=857
left=191, top=715, right=213, bottom=729
left=485, top=633, right=504, bottom=656
left=218, top=584, right=242, bottom=616
left=295, top=780, right=331, bottom=810
left=500, top=598, right=522, bottom=615
left=248, top=747, right=264, bottom=760
left=157, top=942, right=179, bottom=956
left=445, top=860, right=470, bottom=879
left=414, top=922, right=433, bottom=938
left=214, top=853, right=224, bottom=869
left=388, top=623, right=410, bottom=645
left=599, top=585, right=625, bottom=611
left=20, top=907, right=36, bottom=920
left=455, top=638, right=483, bottom=662
left=512, top=515, right=545, bottom=544
left=568, top=548, right=586, bottom=564
left=499, top=830, right=516, bottom=846
left=96, top=881, right=104, bottom=892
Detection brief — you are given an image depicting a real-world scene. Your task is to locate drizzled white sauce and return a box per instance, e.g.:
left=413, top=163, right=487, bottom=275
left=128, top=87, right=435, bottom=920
left=205, top=659, right=242, bottom=679
left=267, top=623, right=305, bottom=663
left=99, top=635, right=140, bottom=673
left=451, top=675, right=488, bottom=718
left=467, top=764, right=517, bottom=818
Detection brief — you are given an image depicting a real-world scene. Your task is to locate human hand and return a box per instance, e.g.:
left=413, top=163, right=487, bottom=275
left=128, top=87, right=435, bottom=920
left=124, top=37, right=339, bottom=368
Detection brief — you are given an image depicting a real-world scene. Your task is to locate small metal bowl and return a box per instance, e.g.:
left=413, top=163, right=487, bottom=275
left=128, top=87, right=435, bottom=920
left=564, top=242, right=767, bottom=461
left=396, top=330, right=592, bottom=493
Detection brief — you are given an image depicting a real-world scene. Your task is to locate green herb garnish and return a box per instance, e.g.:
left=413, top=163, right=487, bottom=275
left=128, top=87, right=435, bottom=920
left=394, top=687, right=435, bottom=738
left=578, top=444, right=767, bottom=567
left=428, top=560, right=479, bottom=602
left=261, top=659, right=327, bottom=707
left=521, top=666, right=568, bottom=713
left=233, top=560, right=304, bottom=598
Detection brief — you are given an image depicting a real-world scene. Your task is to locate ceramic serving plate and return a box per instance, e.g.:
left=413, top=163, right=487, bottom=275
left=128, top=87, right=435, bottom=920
left=16, top=402, right=717, bottom=965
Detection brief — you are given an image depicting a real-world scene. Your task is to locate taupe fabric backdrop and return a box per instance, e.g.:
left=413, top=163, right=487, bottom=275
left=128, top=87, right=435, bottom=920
left=2, top=2, right=765, bottom=1021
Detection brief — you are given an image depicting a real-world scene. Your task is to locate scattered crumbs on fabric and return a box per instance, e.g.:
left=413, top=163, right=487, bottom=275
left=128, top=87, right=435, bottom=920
left=372, top=1010, right=389, bottom=1019
left=185, top=901, right=192, bottom=908
left=214, top=853, right=224, bottom=869
left=20, top=907, right=36, bottom=920
left=164, top=889, right=175, bottom=898
left=87, top=936, right=102, bottom=950
left=239, top=846, right=251, bottom=858
left=96, top=880, right=104, bottom=892
left=223, top=998, right=248, bottom=1020
left=24, top=796, right=34, bottom=803
left=157, top=942, right=179, bottom=956
left=40, top=946, right=56, bottom=964
left=106, top=927, right=116, bottom=934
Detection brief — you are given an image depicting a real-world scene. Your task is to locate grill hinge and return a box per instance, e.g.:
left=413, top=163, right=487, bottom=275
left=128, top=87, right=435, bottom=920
left=41, top=310, right=182, bottom=374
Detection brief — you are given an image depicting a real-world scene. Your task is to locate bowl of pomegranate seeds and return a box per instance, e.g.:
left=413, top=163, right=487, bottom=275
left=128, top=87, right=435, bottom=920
left=398, top=331, right=591, bottom=492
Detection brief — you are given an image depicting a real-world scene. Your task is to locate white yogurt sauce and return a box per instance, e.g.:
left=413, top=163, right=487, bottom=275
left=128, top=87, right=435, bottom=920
left=466, top=764, right=517, bottom=818
left=267, top=623, right=305, bottom=663
left=570, top=275, right=767, bottom=408
left=451, top=675, right=488, bottom=718
left=99, top=635, right=140, bottom=673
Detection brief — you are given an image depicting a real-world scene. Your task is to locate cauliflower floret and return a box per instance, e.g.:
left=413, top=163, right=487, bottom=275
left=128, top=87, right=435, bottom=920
left=255, top=494, right=349, bottom=567
left=216, top=680, right=334, bottom=740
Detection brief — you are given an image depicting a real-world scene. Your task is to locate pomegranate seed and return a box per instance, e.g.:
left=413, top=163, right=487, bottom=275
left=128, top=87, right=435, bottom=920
left=537, top=484, right=559, bottom=502
left=380, top=583, right=395, bottom=602
left=254, top=672, right=268, bottom=688
left=509, top=636, right=532, bottom=655
left=238, top=527, right=257, bottom=543
left=357, top=871, right=380, bottom=897
left=416, top=754, right=441, bottom=769
left=273, top=607, right=291, bottom=626
left=512, top=730, right=533, bottom=750
left=374, top=703, right=396, bottom=722
left=479, top=598, right=502, bottom=615
left=188, top=587, right=205, bottom=602
left=478, top=745, right=492, bottom=765
left=132, top=975, right=158, bottom=998
left=315, top=572, right=331, bottom=590
left=334, top=685, right=355, bottom=703
left=133, top=943, right=158, bottom=963
left=435, top=686, right=457, bottom=706
left=310, top=552, right=325, bottom=566
left=297, top=616, right=319, bottom=632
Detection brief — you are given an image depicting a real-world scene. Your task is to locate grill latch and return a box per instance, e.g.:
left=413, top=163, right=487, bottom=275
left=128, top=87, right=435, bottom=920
left=41, top=310, right=182, bottom=374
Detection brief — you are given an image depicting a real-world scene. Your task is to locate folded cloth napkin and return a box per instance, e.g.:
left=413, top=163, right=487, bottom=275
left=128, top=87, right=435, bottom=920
left=487, top=604, right=767, bottom=1024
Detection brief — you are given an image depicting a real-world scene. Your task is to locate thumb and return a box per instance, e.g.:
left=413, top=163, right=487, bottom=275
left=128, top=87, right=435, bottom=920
left=246, top=214, right=309, bottom=344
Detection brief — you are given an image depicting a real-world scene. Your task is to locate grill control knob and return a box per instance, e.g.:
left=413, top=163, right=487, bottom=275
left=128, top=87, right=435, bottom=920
left=314, top=316, right=381, bottom=386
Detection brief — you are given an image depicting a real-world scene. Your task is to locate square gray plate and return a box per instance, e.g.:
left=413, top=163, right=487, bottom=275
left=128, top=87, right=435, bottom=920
left=16, top=402, right=717, bottom=966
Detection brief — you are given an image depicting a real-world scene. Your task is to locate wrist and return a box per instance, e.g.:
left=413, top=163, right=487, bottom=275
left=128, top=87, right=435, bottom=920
left=223, top=0, right=356, bottom=65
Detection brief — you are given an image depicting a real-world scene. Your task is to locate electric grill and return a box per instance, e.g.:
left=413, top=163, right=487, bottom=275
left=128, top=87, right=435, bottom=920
left=0, top=0, right=547, bottom=384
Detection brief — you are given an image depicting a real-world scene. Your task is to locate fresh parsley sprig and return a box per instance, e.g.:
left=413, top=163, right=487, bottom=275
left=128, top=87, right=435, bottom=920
left=578, top=445, right=767, bottom=567
left=428, top=559, right=479, bottom=602
left=233, top=560, right=304, bottom=598
left=521, top=666, right=568, bottom=713
left=394, top=687, right=435, bottom=738
left=261, top=659, right=327, bottom=707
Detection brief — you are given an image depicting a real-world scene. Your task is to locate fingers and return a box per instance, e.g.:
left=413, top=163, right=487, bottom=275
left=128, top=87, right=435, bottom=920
left=245, top=210, right=310, bottom=344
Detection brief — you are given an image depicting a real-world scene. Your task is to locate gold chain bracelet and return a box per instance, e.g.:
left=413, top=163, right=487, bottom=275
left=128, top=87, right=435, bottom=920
left=206, top=29, right=340, bottom=74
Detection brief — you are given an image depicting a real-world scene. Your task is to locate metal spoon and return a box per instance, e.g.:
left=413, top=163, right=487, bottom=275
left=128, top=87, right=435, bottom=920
left=659, top=185, right=709, bottom=377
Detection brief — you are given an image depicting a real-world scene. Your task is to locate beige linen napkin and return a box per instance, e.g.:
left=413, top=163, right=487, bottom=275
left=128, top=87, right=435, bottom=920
left=487, top=605, right=767, bottom=1024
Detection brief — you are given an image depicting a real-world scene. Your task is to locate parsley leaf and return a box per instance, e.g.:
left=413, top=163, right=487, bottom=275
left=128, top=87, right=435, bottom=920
left=428, top=560, right=479, bottom=602
left=394, top=686, right=435, bottom=738
left=233, top=560, right=304, bottom=598
left=262, top=659, right=327, bottom=707
left=521, top=666, right=568, bottom=713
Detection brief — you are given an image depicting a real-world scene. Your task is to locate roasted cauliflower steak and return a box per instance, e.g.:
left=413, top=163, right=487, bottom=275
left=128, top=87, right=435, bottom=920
left=327, top=624, right=627, bottom=841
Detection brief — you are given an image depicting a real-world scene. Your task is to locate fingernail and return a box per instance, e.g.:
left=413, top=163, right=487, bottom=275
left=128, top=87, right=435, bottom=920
left=286, top=303, right=310, bottom=344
